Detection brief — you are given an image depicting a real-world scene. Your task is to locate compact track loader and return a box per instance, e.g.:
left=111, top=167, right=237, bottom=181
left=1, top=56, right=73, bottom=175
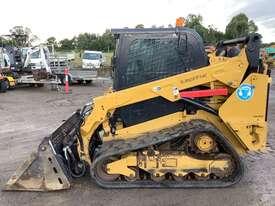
left=4, top=22, right=272, bottom=191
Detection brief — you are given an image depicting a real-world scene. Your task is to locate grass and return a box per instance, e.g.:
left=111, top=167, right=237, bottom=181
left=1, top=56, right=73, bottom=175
left=103, top=52, right=113, bottom=66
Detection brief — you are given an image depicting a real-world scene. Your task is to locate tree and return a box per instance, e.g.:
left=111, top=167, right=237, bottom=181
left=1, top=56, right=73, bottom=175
left=100, top=29, right=115, bottom=52
left=46, top=37, right=57, bottom=46
left=135, top=24, right=144, bottom=29
left=225, top=13, right=258, bottom=39
left=262, top=42, right=275, bottom=48
left=0, top=37, right=14, bottom=47
left=56, top=31, right=115, bottom=52
left=185, top=14, right=203, bottom=28
left=72, top=30, right=115, bottom=52
left=59, top=38, right=75, bottom=50
left=248, top=20, right=258, bottom=33
left=168, top=24, right=173, bottom=28
left=9, top=26, right=38, bottom=47
left=206, top=25, right=224, bottom=43
left=185, top=14, right=211, bottom=43
left=76, top=33, right=97, bottom=50
left=53, top=13, right=261, bottom=52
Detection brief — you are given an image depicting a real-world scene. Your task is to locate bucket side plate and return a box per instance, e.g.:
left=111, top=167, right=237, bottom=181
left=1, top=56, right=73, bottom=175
left=3, top=112, right=82, bottom=191
left=4, top=137, right=71, bottom=191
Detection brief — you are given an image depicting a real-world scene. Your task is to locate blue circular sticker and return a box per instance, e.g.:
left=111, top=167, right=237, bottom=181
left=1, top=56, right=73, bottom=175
left=236, top=84, right=254, bottom=101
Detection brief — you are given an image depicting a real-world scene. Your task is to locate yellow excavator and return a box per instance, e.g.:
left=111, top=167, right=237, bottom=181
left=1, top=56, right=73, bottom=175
left=4, top=19, right=272, bottom=191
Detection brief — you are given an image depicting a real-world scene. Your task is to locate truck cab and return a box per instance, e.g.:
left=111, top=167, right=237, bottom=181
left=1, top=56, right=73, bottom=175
left=82, top=50, right=103, bottom=69
left=24, top=46, right=51, bottom=73
left=0, top=48, right=11, bottom=68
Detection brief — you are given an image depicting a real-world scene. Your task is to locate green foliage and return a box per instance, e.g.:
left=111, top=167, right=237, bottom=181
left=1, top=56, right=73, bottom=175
left=186, top=14, right=203, bottom=28
left=225, top=13, right=258, bottom=39
left=185, top=14, right=224, bottom=44
left=135, top=24, right=144, bottom=29
left=46, top=37, right=57, bottom=47
left=2, top=12, right=263, bottom=53
left=9, top=26, right=38, bottom=47
left=0, top=37, right=14, bottom=46
left=3, top=12, right=257, bottom=52
left=185, top=13, right=258, bottom=44
left=56, top=29, right=115, bottom=52
left=100, top=29, right=115, bottom=52
left=205, top=25, right=224, bottom=44
left=58, top=38, right=76, bottom=51
left=248, top=20, right=258, bottom=33
left=262, top=42, right=275, bottom=48
left=76, top=33, right=97, bottom=50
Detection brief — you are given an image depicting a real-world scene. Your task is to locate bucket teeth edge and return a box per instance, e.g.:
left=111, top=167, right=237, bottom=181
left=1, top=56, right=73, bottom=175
left=3, top=140, right=71, bottom=191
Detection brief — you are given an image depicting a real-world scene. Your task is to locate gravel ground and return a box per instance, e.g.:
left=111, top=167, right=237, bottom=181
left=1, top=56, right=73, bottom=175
left=0, top=75, right=275, bottom=206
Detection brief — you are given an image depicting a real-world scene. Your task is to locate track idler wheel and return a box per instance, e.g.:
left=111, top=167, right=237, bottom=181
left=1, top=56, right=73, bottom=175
left=94, top=157, right=120, bottom=182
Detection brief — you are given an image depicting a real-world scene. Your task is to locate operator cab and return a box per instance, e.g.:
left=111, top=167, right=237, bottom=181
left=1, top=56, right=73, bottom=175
left=110, top=27, right=209, bottom=127
left=111, top=27, right=209, bottom=91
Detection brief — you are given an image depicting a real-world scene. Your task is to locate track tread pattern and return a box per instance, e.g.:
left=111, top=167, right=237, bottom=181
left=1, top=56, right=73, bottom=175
left=91, top=119, right=244, bottom=188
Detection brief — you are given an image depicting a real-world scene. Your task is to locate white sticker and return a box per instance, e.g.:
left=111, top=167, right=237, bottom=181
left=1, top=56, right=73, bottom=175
left=172, top=87, right=179, bottom=96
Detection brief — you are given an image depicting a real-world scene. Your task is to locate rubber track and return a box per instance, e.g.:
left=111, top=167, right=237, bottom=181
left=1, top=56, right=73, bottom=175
left=91, top=119, right=244, bottom=188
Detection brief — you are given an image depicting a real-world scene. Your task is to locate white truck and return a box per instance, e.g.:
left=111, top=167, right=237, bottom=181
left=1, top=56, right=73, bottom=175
left=6, top=45, right=60, bottom=87
left=50, top=56, right=97, bottom=84
left=0, top=48, right=11, bottom=68
left=23, top=45, right=51, bottom=73
left=82, top=50, right=103, bottom=69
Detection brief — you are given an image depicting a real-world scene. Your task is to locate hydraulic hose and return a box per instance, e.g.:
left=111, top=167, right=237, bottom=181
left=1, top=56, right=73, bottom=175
left=64, top=146, right=86, bottom=178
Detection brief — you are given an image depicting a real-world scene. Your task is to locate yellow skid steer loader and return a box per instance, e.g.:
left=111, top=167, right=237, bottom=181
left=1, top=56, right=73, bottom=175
left=4, top=20, right=272, bottom=191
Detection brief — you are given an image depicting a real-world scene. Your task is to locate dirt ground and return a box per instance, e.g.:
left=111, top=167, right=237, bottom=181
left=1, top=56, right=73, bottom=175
left=0, top=75, right=275, bottom=206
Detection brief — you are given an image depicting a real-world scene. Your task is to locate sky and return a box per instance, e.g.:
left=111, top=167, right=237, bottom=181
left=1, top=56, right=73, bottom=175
left=1, top=0, right=274, bottom=43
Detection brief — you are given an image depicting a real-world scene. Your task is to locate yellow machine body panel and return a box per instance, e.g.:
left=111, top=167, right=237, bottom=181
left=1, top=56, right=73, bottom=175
left=6, top=76, right=15, bottom=88
left=79, top=49, right=264, bottom=163
left=220, top=73, right=270, bottom=151
left=103, top=110, right=247, bottom=154
left=107, top=151, right=232, bottom=178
